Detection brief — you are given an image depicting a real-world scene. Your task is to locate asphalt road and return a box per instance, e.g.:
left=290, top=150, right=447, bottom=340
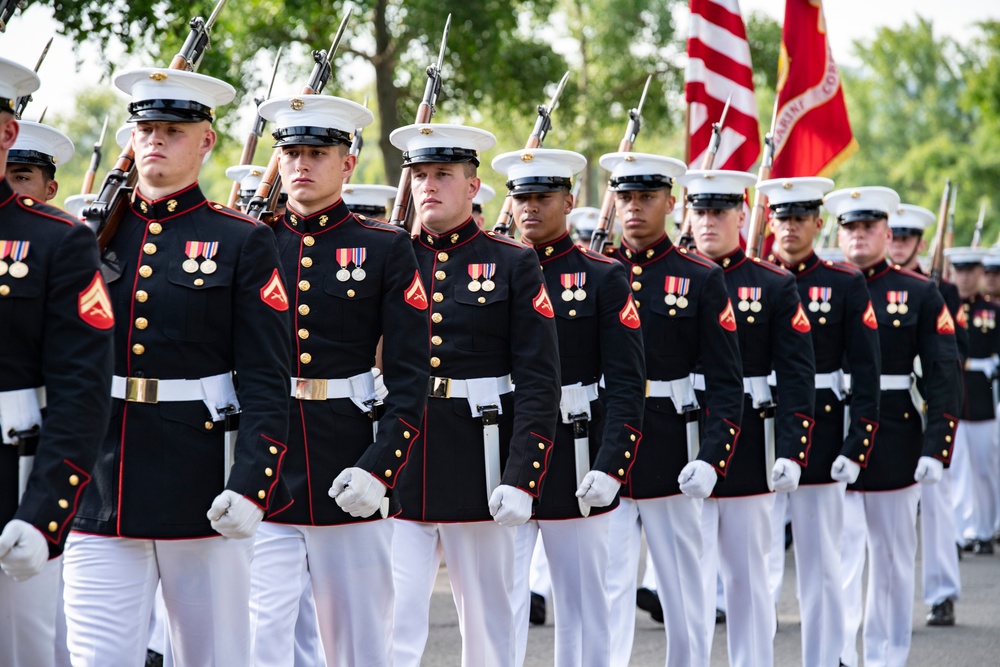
left=419, top=531, right=1000, bottom=666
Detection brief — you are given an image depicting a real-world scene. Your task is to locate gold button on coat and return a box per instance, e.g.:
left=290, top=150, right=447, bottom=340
left=301, top=257, right=313, bottom=268
left=132, top=344, right=145, bottom=355
left=135, top=317, right=148, bottom=330
left=136, top=290, right=148, bottom=302
left=139, top=265, right=153, bottom=278
left=430, top=357, right=441, bottom=368
left=303, top=236, right=315, bottom=246
left=298, top=280, right=310, bottom=291
left=300, top=353, right=312, bottom=364
left=298, top=304, right=310, bottom=315
left=148, top=222, right=162, bottom=234
left=143, top=243, right=157, bottom=255
left=298, top=329, right=309, bottom=339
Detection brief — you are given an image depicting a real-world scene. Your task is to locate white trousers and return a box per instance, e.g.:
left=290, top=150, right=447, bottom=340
left=293, top=569, right=326, bottom=667
left=787, top=483, right=848, bottom=667
left=513, top=516, right=611, bottom=667
left=391, top=520, right=516, bottom=667
left=840, top=485, right=921, bottom=667
left=62, top=532, right=253, bottom=667
left=951, top=421, right=976, bottom=541
left=955, top=420, right=1000, bottom=540
left=702, top=495, right=775, bottom=667
left=767, top=491, right=790, bottom=606
left=249, top=521, right=393, bottom=667
left=920, top=470, right=962, bottom=606
left=608, top=497, right=709, bottom=667
left=0, top=555, right=62, bottom=667
left=528, top=533, right=552, bottom=600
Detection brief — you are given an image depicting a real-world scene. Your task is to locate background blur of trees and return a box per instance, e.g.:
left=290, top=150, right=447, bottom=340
left=23, top=1, right=1000, bottom=245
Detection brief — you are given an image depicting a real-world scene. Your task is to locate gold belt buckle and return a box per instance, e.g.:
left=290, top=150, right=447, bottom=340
left=429, top=376, right=452, bottom=399
left=294, top=378, right=328, bottom=401
left=125, top=377, right=158, bottom=403
left=644, top=379, right=652, bottom=398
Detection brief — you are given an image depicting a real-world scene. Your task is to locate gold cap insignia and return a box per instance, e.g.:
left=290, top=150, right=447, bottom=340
left=851, top=191, right=861, bottom=198
left=521, top=153, right=534, bottom=162
left=419, top=127, right=434, bottom=135
left=290, top=98, right=304, bottom=111
left=624, top=155, right=635, bottom=162
left=783, top=182, right=793, bottom=189
left=251, top=169, right=262, bottom=177
left=149, top=72, right=168, bottom=82
left=705, top=173, right=715, bottom=180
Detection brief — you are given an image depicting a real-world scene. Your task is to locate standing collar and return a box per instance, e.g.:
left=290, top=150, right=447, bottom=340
left=710, top=246, right=747, bottom=272
left=132, top=182, right=205, bottom=221
left=417, top=217, right=481, bottom=250
left=283, top=198, right=352, bottom=234
left=618, top=233, right=674, bottom=264
left=530, top=232, right=576, bottom=264
left=861, top=258, right=891, bottom=281
left=771, top=251, right=820, bottom=276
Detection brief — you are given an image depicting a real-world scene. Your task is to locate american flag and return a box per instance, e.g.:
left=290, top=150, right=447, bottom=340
left=685, top=0, right=761, bottom=171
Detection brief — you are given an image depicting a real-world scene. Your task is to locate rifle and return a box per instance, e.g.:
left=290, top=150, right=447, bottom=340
left=944, top=183, right=956, bottom=253
left=677, top=92, right=733, bottom=250
left=342, top=94, right=368, bottom=186
left=13, top=37, right=51, bottom=119
left=81, top=114, right=110, bottom=195
left=226, top=47, right=283, bottom=208
left=745, top=98, right=779, bottom=259
left=389, top=14, right=451, bottom=235
left=493, top=70, right=571, bottom=237
left=588, top=75, right=652, bottom=256
left=35, top=105, right=46, bottom=123
left=86, top=0, right=230, bottom=249
left=246, top=8, right=352, bottom=223
left=929, top=179, right=952, bottom=286
left=972, top=200, right=986, bottom=248
left=0, top=0, right=25, bottom=32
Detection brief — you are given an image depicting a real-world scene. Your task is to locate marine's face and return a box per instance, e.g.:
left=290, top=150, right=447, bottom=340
left=133, top=120, right=214, bottom=190
left=410, top=162, right=478, bottom=233
left=839, top=218, right=890, bottom=269
left=614, top=189, right=674, bottom=248
left=279, top=143, right=354, bottom=215
left=691, top=206, right=744, bottom=259
left=5, top=163, right=56, bottom=201
left=512, top=190, right=573, bottom=246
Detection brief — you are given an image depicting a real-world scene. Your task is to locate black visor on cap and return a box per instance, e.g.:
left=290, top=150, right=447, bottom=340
left=0, top=97, right=13, bottom=113
left=837, top=210, right=889, bottom=225
left=506, top=176, right=571, bottom=195
left=950, top=261, right=982, bottom=270
left=686, top=193, right=744, bottom=210
left=887, top=226, right=922, bottom=236
left=401, top=146, right=480, bottom=167
left=609, top=173, right=672, bottom=191
left=983, top=264, right=1000, bottom=273
left=770, top=199, right=823, bottom=218
left=7, top=148, right=56, bottom=168
left=128, top=98, right=214, bottom=123
left=349, top=204, right=388, bottom=217
left=472, top=203, right=483, bottom=213
left=272, top=125, right=352, bottom=148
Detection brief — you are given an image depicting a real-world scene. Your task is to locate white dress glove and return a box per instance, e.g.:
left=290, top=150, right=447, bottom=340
left=830, top=455, right=861, bottom=484
left=0, top=519, right=48, bottom=581
left=771, top=458, right=802, bottom=493
left=329, top=467, right=387, bottom=518
left=575, top=471, right=622, bottom=508
left=914, top=456, right=944, bottom=485
left=488, top=485, right=533, bottom=527
left=678, top=460, right=718, bottom=499
left=207, top=490, right=264, bottom=539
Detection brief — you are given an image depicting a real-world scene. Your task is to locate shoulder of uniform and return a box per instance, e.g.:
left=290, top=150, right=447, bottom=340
left=820, top=260, right=864, bottom=277
left=206, top=202, right=260, bottom=226
left=676, top=247, right=716, bottom=270
left=355, top=214, right=401, bottom=234
left=16, top=195, right=77, bottom=227
left=484, top=229, right=529, bottom=248
left=891, top=264, right=931, bottom=283
left=576, top=245, right=616, bottom=264
left=750, top=255, right=794, bottom=278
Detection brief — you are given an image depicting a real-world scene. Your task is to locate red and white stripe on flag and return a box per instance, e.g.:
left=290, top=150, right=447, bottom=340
left=686, top=0, right=761, bottom=171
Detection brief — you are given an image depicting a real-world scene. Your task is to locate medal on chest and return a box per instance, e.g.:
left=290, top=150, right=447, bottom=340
left=886, top=290, right=909, bottom=315
left=807, top=286, right=832, bottom=313
left=973, top=308, right=996, bottom=331
left=664, top=276, right=690, bottom=308
left=468, top=263, right=496, bottom=292
left=559, top=272, right=587, bottom=301
left=0, top=240, right=30, bottom=278
left=335, top=247, right=368, bottom=282
left=183, top=241, right=219, bottom=274
left=737, top=286, right=762, bottom=313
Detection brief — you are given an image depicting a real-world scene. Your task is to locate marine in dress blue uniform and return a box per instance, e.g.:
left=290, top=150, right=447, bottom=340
left=831, top=187, right=961, bottom=667
left=0, top=58, right=113, bottom=666
left=490, top=148, right=644, bottom=667
left=61, top=68, right=292, bottom=667
left=600, top=153, right=744, bottom=667
left=388, top=124, right=560, bottom=667
left=683, top=169, right=816, bottom=667
left=247, top=94, right=429, bottom=667
left=886, top=204, right=967, bottom=627
left=760, top=176, right=881, bottom=667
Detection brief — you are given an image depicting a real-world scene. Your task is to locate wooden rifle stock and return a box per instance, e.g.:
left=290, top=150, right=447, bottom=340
left=929, top=179, right=952, bottom=286
left=677, top=93, right=733, bottom=249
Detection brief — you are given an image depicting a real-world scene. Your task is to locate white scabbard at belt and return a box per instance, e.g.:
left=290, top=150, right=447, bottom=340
left=560, top=382, right=599, bottom=517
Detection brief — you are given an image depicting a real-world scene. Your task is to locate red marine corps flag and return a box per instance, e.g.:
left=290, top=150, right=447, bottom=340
left=686, top=0, right=761, bottom=171
left=770, top=0, right=857, bottom=178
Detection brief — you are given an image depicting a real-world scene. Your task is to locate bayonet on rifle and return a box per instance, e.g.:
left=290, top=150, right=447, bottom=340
left=0, top=0, right=25, bottom=33
left=13, top=37, right=51, bottom=119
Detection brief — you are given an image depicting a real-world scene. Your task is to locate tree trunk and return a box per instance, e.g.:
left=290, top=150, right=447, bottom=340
left=373, top=0, right=401, bottom=185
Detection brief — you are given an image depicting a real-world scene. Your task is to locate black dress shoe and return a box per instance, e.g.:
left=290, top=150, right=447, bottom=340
left=529, top=591, right=546, bottom=625
left=145, top=650, right=164, bottom=667
left=716, top=608, right=727, bottom=624
left=974, top=539, right=994, bottom=555
left=961, top=540, right=975, bottom=552
left=927, top=598, right=955, bottom=626
left=636, top=587, right=664, bottom=623
left=785, top=522, right=794, bottom=551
